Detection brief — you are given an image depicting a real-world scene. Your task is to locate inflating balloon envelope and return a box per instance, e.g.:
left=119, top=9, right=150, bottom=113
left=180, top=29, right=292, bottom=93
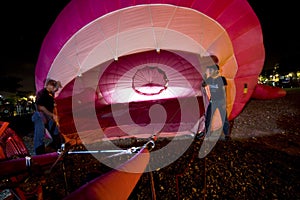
left=31, top=0, right=281, bottom=198
left=34, top=0, right=270, bottom=166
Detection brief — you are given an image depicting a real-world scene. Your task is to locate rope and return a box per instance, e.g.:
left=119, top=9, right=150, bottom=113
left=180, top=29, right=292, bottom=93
left=175, top=146, right=197, bottom=200
left=62, top=158, right=69, bottom=196
left=149, top=171, right=157, bottom=200
left=60, top=140, right=155, bottom=156
left=203, top=151, right=207, bottom=199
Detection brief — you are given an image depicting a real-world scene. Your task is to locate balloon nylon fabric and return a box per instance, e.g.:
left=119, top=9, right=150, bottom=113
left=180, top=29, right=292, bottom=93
left=35, top=0, right=265, bottom=134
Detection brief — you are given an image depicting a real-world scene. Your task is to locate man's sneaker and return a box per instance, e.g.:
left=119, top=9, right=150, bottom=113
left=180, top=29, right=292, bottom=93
left=225, top=135, right=231, bottom=141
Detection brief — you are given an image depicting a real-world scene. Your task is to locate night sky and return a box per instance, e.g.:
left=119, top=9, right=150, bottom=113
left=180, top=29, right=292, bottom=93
left=1, top=0, right=299, bottom=92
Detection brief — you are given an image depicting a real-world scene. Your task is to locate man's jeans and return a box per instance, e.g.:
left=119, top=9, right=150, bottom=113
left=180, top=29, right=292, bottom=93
left=204, top=100, right=230, bottom=136
left=32, top=112, right=59, bottom=154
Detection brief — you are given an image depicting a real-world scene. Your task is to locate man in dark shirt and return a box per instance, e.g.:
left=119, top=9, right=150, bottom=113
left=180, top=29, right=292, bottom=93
left=32, top=79, right=62, bottom=154
left=202, top=64, right=230, bottom=140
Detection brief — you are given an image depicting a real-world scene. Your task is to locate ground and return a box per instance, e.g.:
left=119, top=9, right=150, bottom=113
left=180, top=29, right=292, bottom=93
left=1, top=88, right=300, bottom=200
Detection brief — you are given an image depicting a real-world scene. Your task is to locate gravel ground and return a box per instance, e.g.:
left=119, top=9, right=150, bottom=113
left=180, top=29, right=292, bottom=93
left=1, top=88, right=300, bottom=200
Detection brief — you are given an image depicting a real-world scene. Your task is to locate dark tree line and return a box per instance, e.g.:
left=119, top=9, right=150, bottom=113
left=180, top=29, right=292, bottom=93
left=0, top=76, right=22, bottom=93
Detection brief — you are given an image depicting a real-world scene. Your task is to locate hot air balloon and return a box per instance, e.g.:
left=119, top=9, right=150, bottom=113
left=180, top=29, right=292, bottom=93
left=35, top=0, right=261, bottom=138
left=31, top=0, right=284, bottom=198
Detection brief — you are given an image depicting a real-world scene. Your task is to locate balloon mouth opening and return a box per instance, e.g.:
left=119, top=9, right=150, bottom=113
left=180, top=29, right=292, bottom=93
left=132, top=66, right=168, bottom=96
left=133, top=84, right=168, bottom=96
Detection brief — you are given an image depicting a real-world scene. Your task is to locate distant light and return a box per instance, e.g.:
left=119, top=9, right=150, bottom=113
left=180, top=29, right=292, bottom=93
left=29, top=95, right=36, bottom=102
